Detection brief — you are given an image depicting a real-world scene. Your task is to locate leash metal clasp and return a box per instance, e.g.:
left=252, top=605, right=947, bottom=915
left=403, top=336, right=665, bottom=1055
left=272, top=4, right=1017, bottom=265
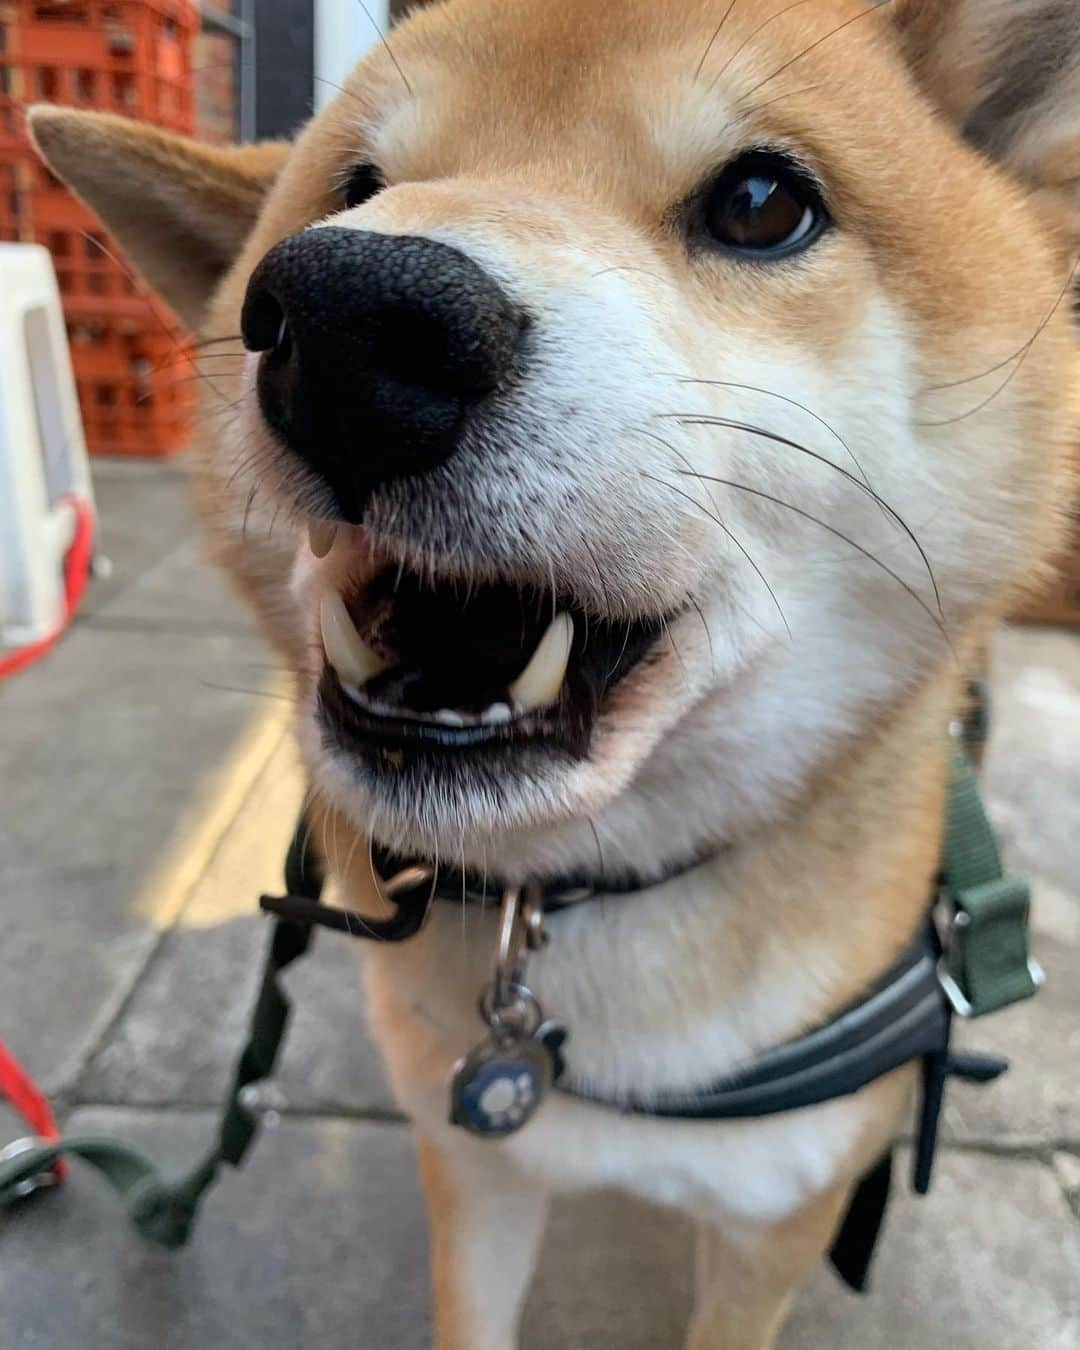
left=0, top=1137, right=61, bottom=1201
left=487, top=883, right=546, bottom=1016
left=449, top=884, right=567, bottom=1138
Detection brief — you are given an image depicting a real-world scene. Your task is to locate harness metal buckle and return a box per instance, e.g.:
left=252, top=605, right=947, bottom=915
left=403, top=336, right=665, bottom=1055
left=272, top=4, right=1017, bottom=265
left=935, top=897, right=1044, bottom=1018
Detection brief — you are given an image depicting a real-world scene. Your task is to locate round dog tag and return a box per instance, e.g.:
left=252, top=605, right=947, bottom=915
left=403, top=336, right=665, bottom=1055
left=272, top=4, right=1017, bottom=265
left=449, top=1035, right=552, bottom=1137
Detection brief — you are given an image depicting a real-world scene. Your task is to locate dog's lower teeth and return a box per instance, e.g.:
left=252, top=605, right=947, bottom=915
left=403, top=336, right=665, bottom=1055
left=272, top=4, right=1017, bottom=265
left=482, top=702, right=512, bottom=725
left=434, top=709, right=466, bottom=727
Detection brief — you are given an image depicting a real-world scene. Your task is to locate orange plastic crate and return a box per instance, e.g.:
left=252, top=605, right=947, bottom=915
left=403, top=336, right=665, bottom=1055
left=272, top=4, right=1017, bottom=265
left=0, top=0, right=198, bottom=455
left=0, top=0, right=196, bottom=146
left=67, top=314, right=195, bottom=456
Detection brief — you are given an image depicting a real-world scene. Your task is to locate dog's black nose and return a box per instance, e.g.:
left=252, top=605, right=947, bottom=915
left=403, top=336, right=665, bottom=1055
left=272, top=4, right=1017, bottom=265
left=241, top=227, right=524, bottom=520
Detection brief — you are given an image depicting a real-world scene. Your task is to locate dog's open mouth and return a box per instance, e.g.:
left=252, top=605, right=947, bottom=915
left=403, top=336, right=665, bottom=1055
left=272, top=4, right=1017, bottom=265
left=316, top=558, right=669, bottom=758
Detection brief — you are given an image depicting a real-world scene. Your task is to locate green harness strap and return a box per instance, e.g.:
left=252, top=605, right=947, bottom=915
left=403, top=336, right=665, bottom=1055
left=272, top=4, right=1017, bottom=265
left=0, top=732, right=1041, bottom=1240
left=938, top=745, right=1042, bottom=1018
left=0, top=827, right=323, bottom=1242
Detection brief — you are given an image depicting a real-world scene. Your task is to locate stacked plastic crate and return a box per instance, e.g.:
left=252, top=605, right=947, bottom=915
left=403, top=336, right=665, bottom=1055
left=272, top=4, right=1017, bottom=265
left=0, top=0, right=198, bottom=455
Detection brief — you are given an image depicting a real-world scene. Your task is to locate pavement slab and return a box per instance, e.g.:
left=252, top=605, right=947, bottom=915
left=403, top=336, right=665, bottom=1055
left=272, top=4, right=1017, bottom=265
left=1, top=461, right=276, bottom=1092
left=0, top=621, right=276, bottom=1091
left=1, top=1111, right=1075, bottom=1350
left=79, top=740, right=396, bottom=1115
left=0, top=1109, right=430, bottom=1350
left=87, top=534, right=261, bottom=636
left=78, top=459, right=194, bottom=617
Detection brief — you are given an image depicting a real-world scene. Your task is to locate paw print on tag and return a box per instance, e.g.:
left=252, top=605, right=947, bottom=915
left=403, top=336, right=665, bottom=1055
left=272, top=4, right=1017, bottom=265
left=450, top=1040, right=552, bottom=1137
left=478, top=1070, right=536, bottom=1129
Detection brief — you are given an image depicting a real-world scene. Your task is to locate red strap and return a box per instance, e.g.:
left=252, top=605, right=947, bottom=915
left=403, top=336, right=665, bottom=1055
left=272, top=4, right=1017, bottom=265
left=0, top=1039, right=66, bottom=1180
left=0, top=495, right=95, bottom=681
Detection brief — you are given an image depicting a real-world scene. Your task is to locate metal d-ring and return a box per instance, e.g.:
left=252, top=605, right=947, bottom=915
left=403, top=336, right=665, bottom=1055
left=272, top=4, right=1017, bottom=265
left=478, top=981, right=543, bottom=1039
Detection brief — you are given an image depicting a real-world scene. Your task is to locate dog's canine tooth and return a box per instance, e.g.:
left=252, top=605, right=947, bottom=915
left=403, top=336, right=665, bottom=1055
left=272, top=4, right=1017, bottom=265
left=508, top=612, right=573, bottom=712
left=481, top=702, right=512, bottom=725
left=434, top=709, right=467, bottom=727
left=308, top=520, right=338, bottom=558
left=320, top=591, right=384, bottom=686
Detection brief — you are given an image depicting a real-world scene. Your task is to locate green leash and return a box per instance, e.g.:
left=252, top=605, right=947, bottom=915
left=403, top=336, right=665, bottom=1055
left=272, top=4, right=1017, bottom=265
left=0, top=728, right=1040, bottom=1241
left=0, top=823, right=323, bottom=1242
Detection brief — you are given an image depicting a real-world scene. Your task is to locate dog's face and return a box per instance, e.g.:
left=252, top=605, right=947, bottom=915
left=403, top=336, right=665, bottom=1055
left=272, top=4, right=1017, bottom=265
left=33, top=0, right=1079, bottom=877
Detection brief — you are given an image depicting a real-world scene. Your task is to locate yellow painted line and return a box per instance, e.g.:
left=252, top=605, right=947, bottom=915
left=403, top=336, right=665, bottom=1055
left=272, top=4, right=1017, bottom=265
left=132, top=684, right=292, bottom=929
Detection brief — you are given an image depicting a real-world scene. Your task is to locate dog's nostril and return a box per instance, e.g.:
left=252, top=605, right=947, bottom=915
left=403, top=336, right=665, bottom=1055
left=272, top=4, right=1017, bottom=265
left=242, top=287, right=287, bottom=354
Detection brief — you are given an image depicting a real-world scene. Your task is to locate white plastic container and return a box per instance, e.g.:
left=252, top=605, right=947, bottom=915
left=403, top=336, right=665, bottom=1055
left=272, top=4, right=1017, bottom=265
left=0, top=243, right=95, bottom=652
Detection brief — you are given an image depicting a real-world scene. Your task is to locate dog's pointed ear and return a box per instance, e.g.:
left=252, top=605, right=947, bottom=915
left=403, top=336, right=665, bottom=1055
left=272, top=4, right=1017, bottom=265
left=893, top=0, right=1080, bottom=239
left=28, top=106, right=289, bottom=329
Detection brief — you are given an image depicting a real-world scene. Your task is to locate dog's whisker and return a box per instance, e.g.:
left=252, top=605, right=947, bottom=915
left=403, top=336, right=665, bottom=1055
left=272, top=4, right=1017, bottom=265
left=579, top=536, right=613, bottom=642
left=641, top=468, right=792, bottom=639
left=666, top=411, right=943, bottom=616
left=680, top=471, right=955, bottom=654
left=354, top=0, right=413, bottom=95
left=687, top=592, right=716, bottom=677
left=918, top=252, right=1080, bottom=425
left=924, top=250, right=1080, bottom=394
left=191, top=332, right=244, bottom=350
left=709, top=0, right=821, bottom=92
left=662, top=617, right=689, bottom=688
left=585, top=817, right=607, bottom=886
left=674, top=377, right=875, bottom=496
left=199, top=680, right=302, bottom=704
left=737, top=1, right=894, bottom=103
left=732, top=80, right=826, bottom=120
left=242, top=485, right=259, bottom=541
left=694, top=0, right=741, bottom=81
left=639, top=426, right=792, bottom=639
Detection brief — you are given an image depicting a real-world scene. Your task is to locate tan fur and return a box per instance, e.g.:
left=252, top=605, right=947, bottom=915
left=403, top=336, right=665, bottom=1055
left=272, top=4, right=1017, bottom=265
left=29, top=3, right=1080, bottom=1346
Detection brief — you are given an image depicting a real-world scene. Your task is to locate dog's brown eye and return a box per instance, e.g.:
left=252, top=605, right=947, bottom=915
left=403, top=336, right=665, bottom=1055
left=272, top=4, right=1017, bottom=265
left=344, top=162, right=383, bottom=209
left=703, top=150, right=827, bottom=257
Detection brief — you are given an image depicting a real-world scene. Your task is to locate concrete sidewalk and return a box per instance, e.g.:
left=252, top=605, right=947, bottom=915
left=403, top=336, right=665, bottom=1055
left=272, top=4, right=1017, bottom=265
left=2, top=459, right=1077, bottom=1349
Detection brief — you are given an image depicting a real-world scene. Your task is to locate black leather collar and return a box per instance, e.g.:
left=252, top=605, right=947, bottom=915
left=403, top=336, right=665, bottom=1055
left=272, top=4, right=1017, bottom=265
left=260, top=840, right=719, bottom=937
left=369, top=840, right=719, bottom=908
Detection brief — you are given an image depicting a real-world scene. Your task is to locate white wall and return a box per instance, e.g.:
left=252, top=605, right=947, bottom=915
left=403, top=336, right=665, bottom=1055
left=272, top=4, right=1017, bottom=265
left=314, top=0, right=391, bottom=108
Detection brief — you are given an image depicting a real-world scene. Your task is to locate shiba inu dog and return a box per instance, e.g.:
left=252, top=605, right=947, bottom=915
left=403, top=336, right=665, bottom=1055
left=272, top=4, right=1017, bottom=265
left=31, top=1, right=1079, bottom=1345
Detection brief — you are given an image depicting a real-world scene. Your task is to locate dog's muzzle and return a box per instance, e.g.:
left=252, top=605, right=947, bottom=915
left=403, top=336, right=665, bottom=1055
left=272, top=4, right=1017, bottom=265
left=241, top=227, right=527, bottom=520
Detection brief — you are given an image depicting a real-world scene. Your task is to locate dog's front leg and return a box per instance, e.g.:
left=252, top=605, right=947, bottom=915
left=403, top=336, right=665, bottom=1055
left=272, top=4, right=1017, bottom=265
left=418, top=1135, right=549, bottom=1350
left=684, top=1183, right=849, bottom=1350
